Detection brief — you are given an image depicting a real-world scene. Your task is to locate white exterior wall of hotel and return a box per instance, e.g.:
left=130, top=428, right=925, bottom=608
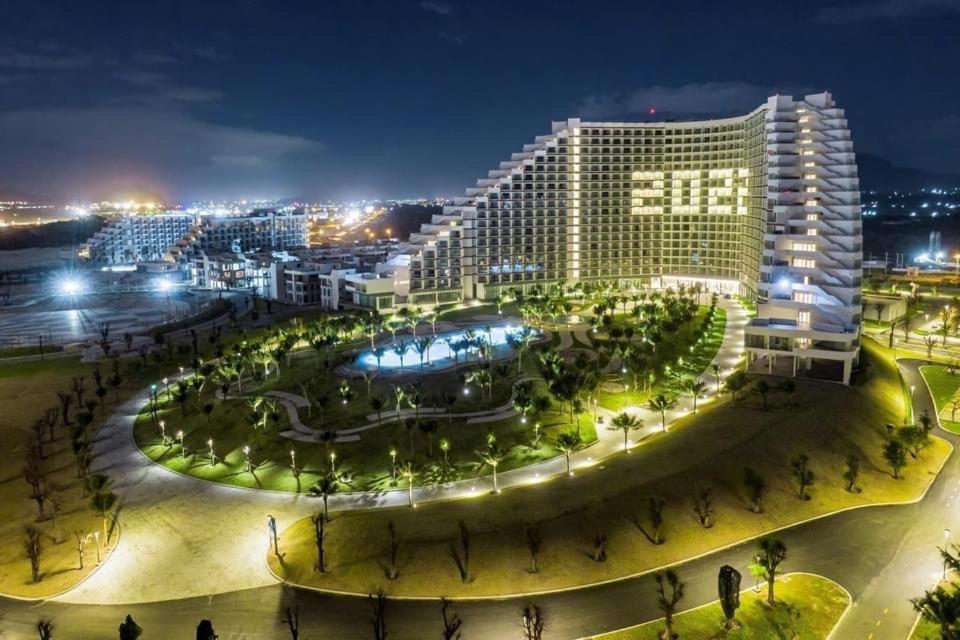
left=749, top=92, right=862, bottom=383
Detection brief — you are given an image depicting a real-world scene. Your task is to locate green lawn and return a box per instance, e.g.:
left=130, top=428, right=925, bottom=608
left=0, top=344, right=65, bottom=359
left=270, top=339, right=948, bottom=598
left=134, top=349, right=597, bottom=493
left=598, top=307, right=726, bottom=411
left=590, top=573, right=849, bottom=640
left=920, top=365, right=960, bottom=433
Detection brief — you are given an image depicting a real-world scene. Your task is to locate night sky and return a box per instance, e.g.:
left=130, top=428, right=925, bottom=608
left=1, top=0, right=958, bottom=202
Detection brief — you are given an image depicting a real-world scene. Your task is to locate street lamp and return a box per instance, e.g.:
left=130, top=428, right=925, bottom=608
left=207, top=438, right=216, bottom=466
left=177, top=430, right=185, bottom=458
left=94, top=531, right=101, bottom=565
left=389, top=447, right=397, bottom=481
left=162, top=376, right=170, bottom=400
left=243, top=445, right=252, bottom=473
left=158, top=419, right=167, bottom=445
left=179, top=366, right=185, bottom=378
left=329, top=451, right=337, bottom=476
left=290, top=449, right=297, bottom=475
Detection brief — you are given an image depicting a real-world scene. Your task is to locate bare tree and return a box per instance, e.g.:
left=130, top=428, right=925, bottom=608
left=57, top=392, right=73, bottom=426
left=311, top=512, right=326, bottom=573
left=449, top=521, right=470, bottom=583
left=524, top=524, right=542, bottom=573
left=24, top=439, right=47, bottom=520
left=281, top=606, right=301, bottom=640
left=74, top=530, right=89, bottom=569
left=655, top=570, right=685, bottom=640
left=591, top=529, right=607, bottom=562
left=440, top=597, right=463, bottom=640
left=24, top=526, right=42, bottom=583
left=37, top=619, right=54, bottom=640
left=521, top=604, right=545, bottom=640
left=693, top=485, right=714, bottom=528
left=385, top=521, right=399, bottom=580
left=369, top=589, right=388, bottom=640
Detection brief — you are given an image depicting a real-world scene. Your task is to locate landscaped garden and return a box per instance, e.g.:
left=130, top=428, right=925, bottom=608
left=133, top=284, right=724, bottom=494
left=268, top=337, right=950, bottom=598
left=591, top=573, right=850, bottom=640
left=920, top=364, right=960, bottom=433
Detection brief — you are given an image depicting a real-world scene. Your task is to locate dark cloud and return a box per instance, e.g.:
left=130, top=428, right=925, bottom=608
left=578, top=82, right=786, bottom=119
left=134, top=51, right=178, bottom=65
left=419, top=1, right=453, bottom=16
left=0, top=51, right=93, bottom=70
left=114, top=70, right=224, bottom=103
left=816, top=0, right=960, bottom=23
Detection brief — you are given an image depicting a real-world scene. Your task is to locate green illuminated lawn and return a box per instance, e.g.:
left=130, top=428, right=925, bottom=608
left=920, top=365, right=960, bottom=433
left=589, top=573, right=849, bottom=640
left=270, top=339, right=948, bottom=598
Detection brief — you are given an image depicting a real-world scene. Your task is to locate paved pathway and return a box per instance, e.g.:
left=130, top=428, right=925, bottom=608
left=49, top=300, right=745, bottom=605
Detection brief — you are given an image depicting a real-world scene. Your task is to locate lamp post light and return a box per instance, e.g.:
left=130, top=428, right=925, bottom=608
left=389, top=447, right=398, bottom=481
left=463, top=386, right=470, bottom=396
left=150, top=384, right=158, bottom=419
left=162, top=376, right=170, bottom=400
left=207, top=438, right=216, bottom=466
left=177, top=430, right=185, bottom=458
left=94, top=531, right=101, bottom=565
left=329, top=451, right=337, bottom=477
left=290, top=449, right=297, bottom=476
left=267, top=515, right=278, bottom=556
left=179, top=366, right=184, bottom=378
left=243, top=445, right=252, bottom=473
left=159, top=419, right=167, bottom=445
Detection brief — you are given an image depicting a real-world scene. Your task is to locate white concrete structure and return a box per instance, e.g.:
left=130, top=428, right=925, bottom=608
left=82, top=213, right=194, bottom=264
left=396, top=92, right=862, bottom=383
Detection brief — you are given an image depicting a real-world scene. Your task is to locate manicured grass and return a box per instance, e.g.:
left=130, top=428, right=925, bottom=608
left=134, top=349, right=597, bottom=493
left=590, top=573, right=849, bottom=640
left=270, top=339, right=947, bottom=598
left=0, top=354, right=185, bottom=598
left=0, top=344, right=65, bottom=359
left=920, top=365, right=960, bottom=433
left=598, top=307, right=726, bottom=411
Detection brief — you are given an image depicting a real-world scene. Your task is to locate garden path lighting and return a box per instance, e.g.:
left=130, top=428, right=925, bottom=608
left=177, top=430, right=185, bottom=457
left=329, top=451, right=337, bottom=476
left=243, top=445, right=252, bottom=473
left=389, top=447, right=397, bottom=480
left=159, top=419, right=167, bottom=445
left=290, top=449, right=297, bottom=475
left=208, top=439, right=216, bottom=466
left=162, top=376, right=170, bottom=399
left=94, top=531, right=101, bottom=565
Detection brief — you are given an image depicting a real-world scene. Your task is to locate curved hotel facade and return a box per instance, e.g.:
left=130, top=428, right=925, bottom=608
left=400, top=92, right=862, bottom=383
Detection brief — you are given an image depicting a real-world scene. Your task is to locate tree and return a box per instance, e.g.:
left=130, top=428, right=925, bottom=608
left=647, top=394, right=676, bottom=432
left=693, top=485, right=714, bottom=528
left=37, top=620, right=54, bottom=640
left=900, top=425, right=930, bottom=459
left=643, top=496, right=666, bottom=545
left=883, top=438, right=907, bottom=479
left=791, top=453, right=814, bottom=500
left=24, top=440, right=47, bottom=520
left=310, top=512, right=326, bottom=573
left=449, top=520, right=470, bottom=583
left=281, top=607, right=301, bottom=640
left=923, top=334, right=938, bottom=359
left=609, top=412, right=642, bottom=453
left=683, top=379, right=706, bottom=413
left=723, top=371, right=750, bottom=405
left=554, top=431, right=582, bottom=475
left=912, top=585, right=960, bottom=639
left=308, top=473, right=339, bottom=522
left=370, top=395, right=386, bottom=424
left=440, top=597, right=463, bottom=640
left=118, top=615, right=143, bottom=640
left=756, top=537, right=787, bottom=605
left=196, top=620, right=218, bottom=640
left=711, top=363, right=722, bottom=395
left=369, top=589, right=388, bottom=640
left=521, top=604, right=545, bottom=640
left=743, top=466, right=765, bottom=513
left=90, top=490, right=118, bottom=546
left=654, top=570, right=685, bottom=640
left=718, top=565, right=742, bottom=630
left=476, top=440, right=506, bottom=493
left=843, top=453, right=861, bottom=492
left=24, top=526, right=42, bottom=583
left=751, top=379, right=772, bottom=410
left=524, top=524, right=542, bottom=573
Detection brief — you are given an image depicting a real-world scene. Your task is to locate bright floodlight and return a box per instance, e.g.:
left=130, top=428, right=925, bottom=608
left=158, top=279, right=172, bottom=292
left=58, top=277, right=83, bottom=296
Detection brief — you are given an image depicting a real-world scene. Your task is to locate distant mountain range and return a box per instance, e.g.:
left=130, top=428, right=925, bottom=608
left=857, top=154, right=960, bottom=193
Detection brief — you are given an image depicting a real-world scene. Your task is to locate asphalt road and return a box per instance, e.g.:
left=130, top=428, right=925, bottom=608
left=0, top=358, right=955, bottom=639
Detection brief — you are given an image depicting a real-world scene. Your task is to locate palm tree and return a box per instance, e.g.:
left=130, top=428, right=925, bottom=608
left=756, top=537, right=787, bottom=605
left=370, top=395, right=386, bottom=423
left=400, top=461, right=416, bottom=507
left=372, top=346, right=385, bottom=374
left=751, top=379, right=772, bottom=410
left=723, top=371, right=750, bottom=405
left=711, top=363, right=721, bottom=395
left=683, top=379, right=706, bottom=413
left=392, top=385, right=405, bottom=424
left=308, top=472, right=339, bottom=522
left=912, top=585, right=960, bottom=639
left=392, top=342, right=408, bottom=375
left=90, top=490, right=118, bottom=547
left=476, top=440, right=506, bottom=493
left=555, top=431, right=582, bottom=475
left=609, top=412, right=642, bottom=452
left=647, top=394, right=676, bottom=432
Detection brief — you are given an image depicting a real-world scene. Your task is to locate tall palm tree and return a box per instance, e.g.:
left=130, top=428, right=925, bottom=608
left=683, top=379, right=707, bottom=413
left=647, top=394, right=677, bottom=432
left=308, top=472, right=339, bottom=522
left=555, top=431, right=582, bottom=475
left=654, top=570, right=685, bottom=640
left=90, top=490, right=118, bottom=547
left=609, top=412, right=642, bottom=452
left=392, top=342, right=408, bottom=376
left=476, top=440, right=506, bottom=493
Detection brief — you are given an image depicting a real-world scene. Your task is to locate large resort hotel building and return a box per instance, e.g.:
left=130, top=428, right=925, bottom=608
left=399, top=92, right=862, bottom=384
